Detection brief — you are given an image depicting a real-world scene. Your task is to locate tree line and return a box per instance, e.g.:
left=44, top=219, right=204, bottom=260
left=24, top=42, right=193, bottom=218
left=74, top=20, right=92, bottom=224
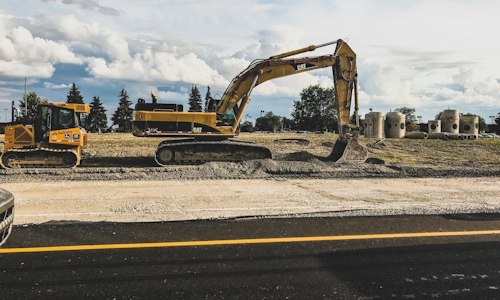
left=17, top=83, right=499, bottom=134
left=19, top=83, right=132, bottom=132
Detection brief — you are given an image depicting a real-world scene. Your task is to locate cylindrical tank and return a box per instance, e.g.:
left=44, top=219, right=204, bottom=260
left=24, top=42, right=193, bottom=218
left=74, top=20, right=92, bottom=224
left=364, top=112, right=385, bottom=138
left=440, top=110, right=459, bottom=133
left=428, top=120, right=441, bottom=134
left=459, top=115, right=479, bottom=138
left=385, top=112, right=406, bottom=138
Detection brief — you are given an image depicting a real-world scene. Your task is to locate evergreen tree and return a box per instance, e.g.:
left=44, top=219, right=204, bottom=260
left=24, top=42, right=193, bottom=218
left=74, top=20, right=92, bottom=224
left=188, top=85, right=202, bottom=112
left=19, top=92, right=48, bottom=120
left=112, top=89, right=133, bottom=132
left=86, top=96, right=108, bottom=132
left=291, top=85, right=338, bottom=132
left=66, top=83, right=84, bottom=104
left=204, top=86, right=215, bottom=112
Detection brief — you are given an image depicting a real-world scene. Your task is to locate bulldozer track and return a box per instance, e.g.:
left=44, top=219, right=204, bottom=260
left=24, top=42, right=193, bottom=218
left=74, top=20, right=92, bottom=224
left=0, top=148, right=80, bottom=169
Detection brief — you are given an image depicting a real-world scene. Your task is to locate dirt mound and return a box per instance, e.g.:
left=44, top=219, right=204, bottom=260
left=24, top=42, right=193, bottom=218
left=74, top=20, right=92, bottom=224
left=283, top=151, right=319, bottom=162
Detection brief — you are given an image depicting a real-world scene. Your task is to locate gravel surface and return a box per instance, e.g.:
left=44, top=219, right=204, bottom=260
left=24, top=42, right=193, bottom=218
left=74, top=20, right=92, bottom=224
left=3, top=177, right=499, bottom=225
left=0, top=157, right=498, bottom=183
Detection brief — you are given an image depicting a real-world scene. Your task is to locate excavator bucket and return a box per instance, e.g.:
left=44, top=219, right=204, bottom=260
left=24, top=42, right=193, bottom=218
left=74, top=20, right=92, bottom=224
left=327, top=136, right=368, bottom=163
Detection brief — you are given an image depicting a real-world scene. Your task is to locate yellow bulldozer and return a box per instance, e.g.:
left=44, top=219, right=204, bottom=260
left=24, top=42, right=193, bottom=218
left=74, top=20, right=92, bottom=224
left=0, top=102, right=90, bottom=168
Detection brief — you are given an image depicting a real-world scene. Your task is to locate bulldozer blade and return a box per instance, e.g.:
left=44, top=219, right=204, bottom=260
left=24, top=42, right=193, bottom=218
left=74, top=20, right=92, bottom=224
left=327, top=137, right=368, bottom=163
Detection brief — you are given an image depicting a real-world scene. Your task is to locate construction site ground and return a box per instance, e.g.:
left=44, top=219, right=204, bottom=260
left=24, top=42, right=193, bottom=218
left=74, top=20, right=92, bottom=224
left=1, top=133, right=499, bottom=224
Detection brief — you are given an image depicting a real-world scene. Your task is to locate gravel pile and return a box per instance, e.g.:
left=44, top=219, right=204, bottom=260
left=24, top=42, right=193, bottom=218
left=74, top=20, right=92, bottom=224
left=0, top=152, right=498, bottom=183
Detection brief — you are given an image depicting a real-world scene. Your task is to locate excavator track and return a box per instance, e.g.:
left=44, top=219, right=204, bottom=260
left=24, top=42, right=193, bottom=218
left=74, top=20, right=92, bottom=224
left=0, top=148, right=80, bottom=169
left=155, top=139, right=272, bottom=166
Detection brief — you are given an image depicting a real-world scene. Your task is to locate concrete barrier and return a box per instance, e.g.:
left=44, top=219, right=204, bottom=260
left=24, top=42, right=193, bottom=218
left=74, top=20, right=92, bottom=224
left=428, top=132, right=449, bottom=140
left=405, top=132, right=428, bottom=139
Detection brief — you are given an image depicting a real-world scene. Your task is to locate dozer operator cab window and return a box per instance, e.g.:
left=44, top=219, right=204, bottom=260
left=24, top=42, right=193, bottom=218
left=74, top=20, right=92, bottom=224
left=50, top=107, right=76, bottom=130
left=34, top=106, right=50, bottom=142
left=75, top=112, right=84, bottom=128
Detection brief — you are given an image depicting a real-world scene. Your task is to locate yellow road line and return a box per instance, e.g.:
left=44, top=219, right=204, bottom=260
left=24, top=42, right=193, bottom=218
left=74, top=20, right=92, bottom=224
left=1, top=229, right=500, bottom=254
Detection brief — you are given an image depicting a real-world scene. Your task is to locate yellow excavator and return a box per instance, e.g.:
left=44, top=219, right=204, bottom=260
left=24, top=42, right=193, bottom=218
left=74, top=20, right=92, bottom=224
left=133, top=39, right=367, bottom=165
left=0, top=102, right=90, bottom=168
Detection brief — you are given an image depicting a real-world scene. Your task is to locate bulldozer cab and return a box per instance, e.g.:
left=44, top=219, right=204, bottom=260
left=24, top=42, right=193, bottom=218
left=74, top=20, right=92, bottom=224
left=34, top=104, right=82, bottom=143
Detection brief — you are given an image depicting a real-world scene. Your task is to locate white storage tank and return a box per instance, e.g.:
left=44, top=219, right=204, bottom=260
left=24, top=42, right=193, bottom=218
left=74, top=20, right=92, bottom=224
left=364, top=112, right=385, bottom=138
left=440, top=110, right=459, bottom=133
left=428, top=120, right=441, bottom=134
left=459, top=115, right=479, bottom=138
left=385, top=112, right=406, bottom=138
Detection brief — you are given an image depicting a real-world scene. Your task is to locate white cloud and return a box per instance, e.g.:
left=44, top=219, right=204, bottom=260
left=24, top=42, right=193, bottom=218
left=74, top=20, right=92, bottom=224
left=41, top=0, right=121, bottom=16
left=0, top=13, right=81, bottom=78
left=86, top=50, right=227, bottom=86
left=156, top=90, right=188, bottom=101
left=43, top=82, right=71, bottom=89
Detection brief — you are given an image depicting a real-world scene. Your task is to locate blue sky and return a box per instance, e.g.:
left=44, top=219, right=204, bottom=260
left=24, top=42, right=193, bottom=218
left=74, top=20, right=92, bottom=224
left=0, top=0, right=499, bottom=124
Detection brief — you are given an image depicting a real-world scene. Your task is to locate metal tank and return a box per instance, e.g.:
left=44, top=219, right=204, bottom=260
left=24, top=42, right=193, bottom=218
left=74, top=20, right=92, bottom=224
left=385, top=112, right=406, bottom=138
left=440, top=110, right=459, bottom=133
left=428, top=120, right=441, bottom=134
left=364, top=112, right=385, bottom=138
left=459, top=115, right=479, bottom=138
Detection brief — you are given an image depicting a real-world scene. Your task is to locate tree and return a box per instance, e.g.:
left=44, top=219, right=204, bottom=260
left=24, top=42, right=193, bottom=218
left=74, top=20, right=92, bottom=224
left=395, top=107, right=417, bottom=124
left=19, top=92, right=48, bottom=119
left=255, top=111, right=283, bottom=132
left=291, top=85, right=338, bottom=132
left=188, top=85, right=202, bottom=112
left=86, top=96, right=108, bottom=132
left=204, top=86, right=216, bottom=112
left=479, top=116, right=487, bottom=132
left=282, top=117, right=295, bottom=130
left=112, top=89, right=133, bottom=132
left=239, top=121, right=254, bottom=132
left=66, top=83, right=84, bottom=104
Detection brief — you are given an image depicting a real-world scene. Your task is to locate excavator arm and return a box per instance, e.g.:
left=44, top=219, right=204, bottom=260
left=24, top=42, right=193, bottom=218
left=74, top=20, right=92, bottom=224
left=216, top=40, right=358, bottom=133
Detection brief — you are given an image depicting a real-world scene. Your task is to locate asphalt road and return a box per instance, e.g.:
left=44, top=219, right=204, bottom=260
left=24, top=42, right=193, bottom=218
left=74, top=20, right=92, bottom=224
left=1, top=214, right=500, bottom=299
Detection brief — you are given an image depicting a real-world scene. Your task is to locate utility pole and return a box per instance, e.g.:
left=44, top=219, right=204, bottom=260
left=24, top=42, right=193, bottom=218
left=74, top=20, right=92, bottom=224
left=11, top=100, right=15, bottom=122
left=490, top=115, right=495, bottom=124
left=24, top=78, right=27, bottom=117
left=417, top=115, right=422, bottom=124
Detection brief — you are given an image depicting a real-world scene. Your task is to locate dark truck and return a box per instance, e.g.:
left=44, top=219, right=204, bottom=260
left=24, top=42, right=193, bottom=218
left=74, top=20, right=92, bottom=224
left=0, top=188, right=14, bottom=246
